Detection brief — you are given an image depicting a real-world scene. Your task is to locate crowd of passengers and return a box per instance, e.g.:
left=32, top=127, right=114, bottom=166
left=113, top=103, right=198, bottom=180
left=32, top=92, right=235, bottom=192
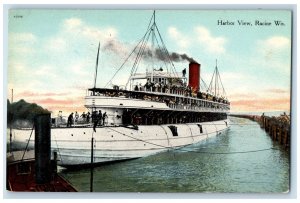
left=61, top=109, right=227, bottom=127
left=94, top=80, right=229, bottom=106
left=122, top=109, right=227, bottom=126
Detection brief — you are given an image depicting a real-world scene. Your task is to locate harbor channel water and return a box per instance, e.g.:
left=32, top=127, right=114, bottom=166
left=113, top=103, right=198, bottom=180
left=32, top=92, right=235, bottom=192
left=60, top=116, right=290, bottom=193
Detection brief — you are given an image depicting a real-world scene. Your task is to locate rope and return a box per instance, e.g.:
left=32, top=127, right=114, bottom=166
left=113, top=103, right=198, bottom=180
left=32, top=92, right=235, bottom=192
left=106, top=126, right=278, bottom=155
left=176, top=147, right=279, bottom=154
left=107, top=126, right=173, bottom=149
left=53, top=133, right=64, bottom=165
left=21, top=123, right=35, bottom=161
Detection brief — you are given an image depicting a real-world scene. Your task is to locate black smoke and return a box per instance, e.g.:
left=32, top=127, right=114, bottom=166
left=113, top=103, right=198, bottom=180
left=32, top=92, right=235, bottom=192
left=102, top=40, right=197, bottom=63
left=142, top=48, right=197, bottom=63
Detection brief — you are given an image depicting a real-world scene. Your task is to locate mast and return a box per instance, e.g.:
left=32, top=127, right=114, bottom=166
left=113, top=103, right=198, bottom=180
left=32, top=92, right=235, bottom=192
left=151, top=10, right=156, bottom=84
left=93, top=42, right=101, bottom=89
left=215, top=59, right=217, bottom=97
left=207, top=59, right=227, bottom=99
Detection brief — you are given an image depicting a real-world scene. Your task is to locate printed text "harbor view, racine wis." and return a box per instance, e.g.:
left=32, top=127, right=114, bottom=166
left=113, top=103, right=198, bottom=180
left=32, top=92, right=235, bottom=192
left=217, top=20, right=285, bottom=26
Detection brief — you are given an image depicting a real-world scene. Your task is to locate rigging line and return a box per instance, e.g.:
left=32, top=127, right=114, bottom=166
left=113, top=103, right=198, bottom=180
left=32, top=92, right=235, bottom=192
left=201, top=78, right=209, bottom=91
left=217, top=67, right=227, bottom=97
left=132, top=27, right=156, bottom=80
left=21, top=123, right=35, bottom=161
left=207, top=68, right=216, bottom=93
left=130, top=27, right=152, bottom=74
left=104, top=40, right=142, bottom=88
left=129, top=25, right=153, bottom=78
left=156, top=27, right=179, bottom=77
left=104, top=26, right=153, bottom=88
left=201, top=78, right=208, bottom=87
left=152, top=29, right=171, bottom=74
left=124, top=14, right=155, bottom=88
left=125, top=28, right=153, bottom=88
left=104, top=12, right=153, bottom=87
left=154, top=24, right=179, bottom=77
left=132, top=27, right=153, bottom=75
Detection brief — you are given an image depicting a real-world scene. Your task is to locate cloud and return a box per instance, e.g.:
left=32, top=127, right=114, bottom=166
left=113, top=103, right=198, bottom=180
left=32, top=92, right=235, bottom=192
left=28, top=97, right=86, bottom=115
left=62, top=18, right=118, bottom=42
left=45, top=37, right=67, bottom=52
left=9, top=33, right=37, bottom=43
left=266, top=88, right=289, bottom=94
left=70, top=63, right=90, bottom=76
left=17, top=91, right=67, bottom=97
left=35, top=65, right=57, bottom=76
left=64, top=18, right=83, bottom=30
left=167, top=26, right=227, bottom=55
left=195, top=26, right=226, bottom=54
left=263, top=36, right=290, bottom=50
left=257, top=36, right=290, bottom=60
left=34, top=97, right=82, bottom=105
left=168, top=27, right=191, bottom=49
left=8, top=61, right=26, bottom=72
left=9, top=33, right=37, bottom=54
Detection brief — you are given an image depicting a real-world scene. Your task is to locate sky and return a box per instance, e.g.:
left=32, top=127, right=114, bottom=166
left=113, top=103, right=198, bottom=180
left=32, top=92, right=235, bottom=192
left=7, top=9, right=292, bottom=115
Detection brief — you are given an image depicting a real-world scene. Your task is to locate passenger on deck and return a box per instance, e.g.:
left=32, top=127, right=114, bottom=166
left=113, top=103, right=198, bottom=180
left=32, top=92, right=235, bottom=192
left=98, top=110, right=102, bottom=126
left=144, top=80, right=151, bottom=91
left=93, top=110, right=102, bottom=132
left=86, top=112, right=91, bottom=123
left=74, top=111, right=79, bottom=123
left=182, top=68, right=186, bottom=77
left=67, top=113, right=74, bottom=127
left=134, top=85, right=139, bottom=91
left=92, top=111, right=97, bottom=122
left=114, top=110, right=121, bottom=125
left=154, top=82, right=159, bottom=92
left=102, top=112, right=107, bottom=126
left=80, top=112, right=86, bottom=121
left=58, top=111, right=63, bottom=123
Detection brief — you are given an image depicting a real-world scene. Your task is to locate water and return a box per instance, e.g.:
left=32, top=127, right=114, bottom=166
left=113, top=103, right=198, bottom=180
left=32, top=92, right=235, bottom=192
left=60, top=117, right=290, bottom=193
left=231, top=111, right=290, bottom=117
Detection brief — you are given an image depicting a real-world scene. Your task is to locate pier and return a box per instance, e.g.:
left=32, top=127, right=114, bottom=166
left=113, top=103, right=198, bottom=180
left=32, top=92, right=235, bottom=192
left=230, top=113, right=290, bottom=149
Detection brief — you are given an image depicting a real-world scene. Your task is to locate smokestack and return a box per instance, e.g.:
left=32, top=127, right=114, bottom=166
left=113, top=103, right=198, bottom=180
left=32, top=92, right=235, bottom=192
left=35, top=113, right=51, bottom=184
left=188, top=62, right=200, bottom=92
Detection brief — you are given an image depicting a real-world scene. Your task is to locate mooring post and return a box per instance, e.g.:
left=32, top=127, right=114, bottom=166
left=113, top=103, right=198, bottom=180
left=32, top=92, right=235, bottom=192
left=283, top=129, right=288, bottom=146
left=35, top=113, right=51, bottom=184
left=278, top=127, right=282, bottom=144
left=90, top=137, right=94, bottom=192
left=273, top=125, right=276, bottom=140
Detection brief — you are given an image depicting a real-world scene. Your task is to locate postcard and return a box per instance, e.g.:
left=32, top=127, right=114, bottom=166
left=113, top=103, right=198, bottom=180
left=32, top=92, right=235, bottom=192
left=6, top=9, right=292, bottom=193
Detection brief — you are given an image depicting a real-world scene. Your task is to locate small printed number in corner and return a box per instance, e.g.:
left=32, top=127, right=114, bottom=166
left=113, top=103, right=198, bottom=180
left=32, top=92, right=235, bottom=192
left=13, top=15, right=23, bottom=19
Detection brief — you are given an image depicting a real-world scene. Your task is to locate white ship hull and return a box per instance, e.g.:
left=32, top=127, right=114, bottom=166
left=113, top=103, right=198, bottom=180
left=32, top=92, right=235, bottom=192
left=10, top=119, right=229, bottom=168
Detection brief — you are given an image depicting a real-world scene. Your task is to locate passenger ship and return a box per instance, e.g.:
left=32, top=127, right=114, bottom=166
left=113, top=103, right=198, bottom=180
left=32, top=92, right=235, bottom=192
left=11, top=12, right=230, bottom=168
